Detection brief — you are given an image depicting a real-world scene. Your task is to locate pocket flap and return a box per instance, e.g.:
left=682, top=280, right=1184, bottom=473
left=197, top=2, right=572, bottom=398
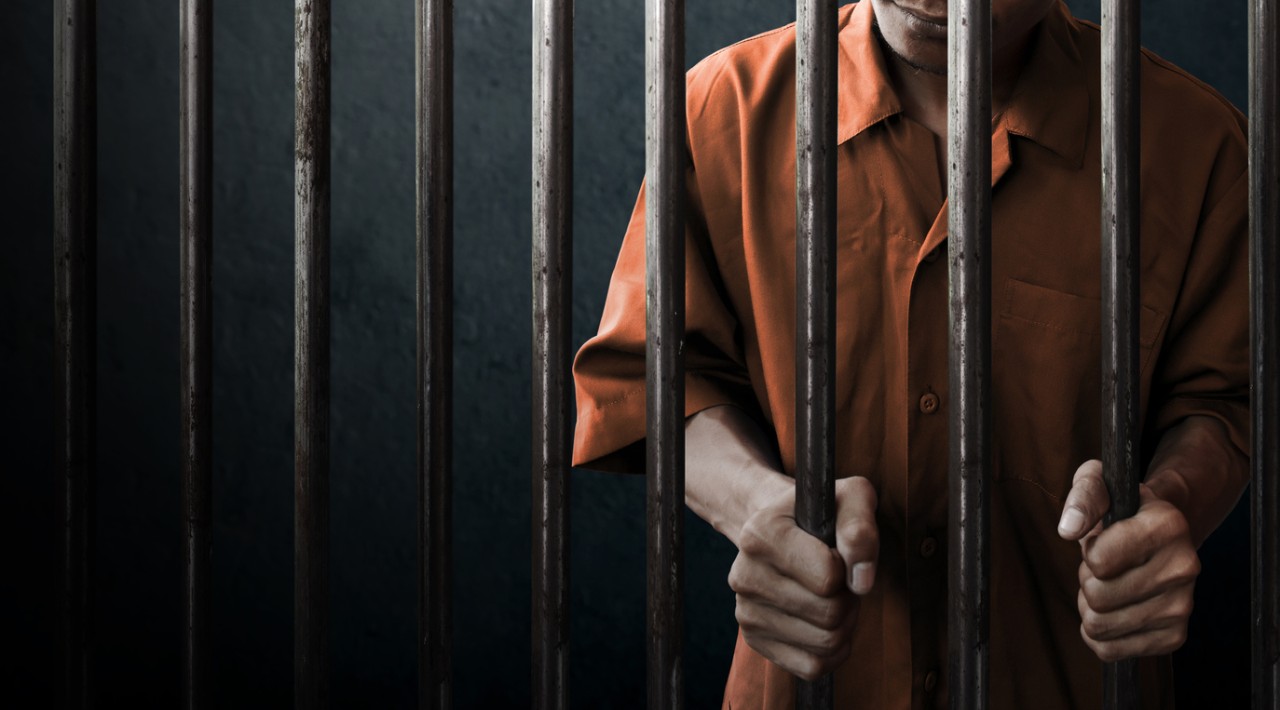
left=1001, top=278, right=1165, bottom=348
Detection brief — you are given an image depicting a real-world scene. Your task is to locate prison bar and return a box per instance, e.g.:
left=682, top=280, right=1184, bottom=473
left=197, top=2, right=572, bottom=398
left=53, top=0, right=96, bottom=707
left=1100, top=0, right=1143, bottom=706
left=793, top=0, right=839, bottom=708
left=947, top=0, right=993, bottom=708
left=645, top=0, right=686, bottom=707
left=1251, top=0, right=1280, bottom=706
left=416, top=1, right=454, bottom=707
left=294, top=0, right=331, bottom=706
left=532, top=0, right=572, bottom=707
left=179, top=0, right=213, bottom=707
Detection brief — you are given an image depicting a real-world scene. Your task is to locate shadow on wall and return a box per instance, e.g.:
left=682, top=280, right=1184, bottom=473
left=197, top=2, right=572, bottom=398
left=0, top=0, right=1250, bottom=706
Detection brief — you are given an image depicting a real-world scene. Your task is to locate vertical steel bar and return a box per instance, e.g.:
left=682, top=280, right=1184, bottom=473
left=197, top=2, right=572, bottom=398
left=1100, top=0, right=1141, bottom=706
left=645, top=0, right=685, bottom=707
left=1251, top=0, right=1280, bottom=707
left=53, top=0, right=96, bottom=706
left=947, top=0, right=992, bottom=708
left=416, top=0, right=453, bottom=707
left=180, top=1, right=213, bottom=707
left=794, top=0, right=838, bottom=707
left=532, top=0, right=572, bottom=707
left=294, top=0, right=331, bottom=706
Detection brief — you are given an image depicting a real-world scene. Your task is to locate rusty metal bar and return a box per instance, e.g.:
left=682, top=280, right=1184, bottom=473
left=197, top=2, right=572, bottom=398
left=947, top=0, right=992, bottom=707
left=294, top=0, right=331, bottom=705
left=179, top=0, right=213, bottom=707
left=531, top=0, right=572, bottom=707
left=1100, top=0, right=1142, bottom=705
left=645, top=0, right=686, bottom=706
left=53, top=0, right=96, bottom=706
left=794, top=0, right=838, bottom=707
left=416, top=0, right=454, bottom=707
left=1251, top=0, right=1280, bottom=706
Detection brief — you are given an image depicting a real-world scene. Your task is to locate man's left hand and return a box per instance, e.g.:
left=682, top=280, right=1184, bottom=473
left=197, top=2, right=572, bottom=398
left=1057, top=459, right=1200, bottom=662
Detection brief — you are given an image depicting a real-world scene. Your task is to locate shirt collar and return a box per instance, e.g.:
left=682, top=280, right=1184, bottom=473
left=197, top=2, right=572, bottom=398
left=836, top=0, right=1090, bottom=166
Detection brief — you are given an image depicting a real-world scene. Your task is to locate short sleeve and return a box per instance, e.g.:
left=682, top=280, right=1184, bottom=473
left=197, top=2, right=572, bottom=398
left=571, top=165, right=759, bottom=474
left=1147, top=164, right=1250, bottom=457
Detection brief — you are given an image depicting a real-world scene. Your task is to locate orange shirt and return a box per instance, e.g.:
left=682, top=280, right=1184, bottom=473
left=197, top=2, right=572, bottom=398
left=570, top=2, right=1249, bottom=708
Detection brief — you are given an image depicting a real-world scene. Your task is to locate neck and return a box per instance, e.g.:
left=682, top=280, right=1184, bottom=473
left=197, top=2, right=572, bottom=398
left=877, top=27, right=1036, bottom=139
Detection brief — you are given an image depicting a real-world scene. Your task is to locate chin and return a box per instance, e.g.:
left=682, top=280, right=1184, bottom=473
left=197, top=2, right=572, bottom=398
left=872, top=0, right=950, bottom=74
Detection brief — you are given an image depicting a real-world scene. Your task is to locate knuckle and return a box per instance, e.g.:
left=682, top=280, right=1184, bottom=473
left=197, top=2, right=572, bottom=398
left=1074, top=460, right=1103, bottom=483
left=791, top=654, right=821, bottom=682
left=1079, top=579, right=1104, bottom=611
left=1078, top=562, right=1093, bottom=589
left=1082, top=543, right=1104, bottom=571
left=1076, top=475, right=1106, bottom=504
left=849, top=476, right=877, bottom=505
left=842, top=520, right=878, bottom=549
left=737, top=521, right=770, bottom=557
left=1168, top=593, right=1194, bottom=621
left=1079, top=623, right=1102, bottom=650
left=819, top=601, right=849, bottom=626
left=814, top=600, right=845, bottom=630
left=1162, top=510, right=1190, bottom=540
left=1080, top=609, right=1107, bottom=639
left=734, top=597, right=758, bottom=629
left=727, top=560, right=748, bottom=593
left=815, top=564, right=844, bottom=597
left=1178, top=551, right=1202, bottom=580
left=814, top=627, right=842, bottom=655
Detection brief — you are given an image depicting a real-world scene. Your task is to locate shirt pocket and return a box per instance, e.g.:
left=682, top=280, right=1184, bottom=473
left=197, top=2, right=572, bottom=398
left=991, top=277, right=1166, bottom=500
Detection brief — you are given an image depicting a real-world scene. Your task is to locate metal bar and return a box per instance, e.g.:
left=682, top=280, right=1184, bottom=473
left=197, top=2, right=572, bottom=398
left=1251, top=1, right=1280, bottom=707
left=294, top=0, right=331, bottom=705
left=947, top=0, right=992, bottom=707
left=793, top=0, right=838, bottom=707
left=416, top=0, right=453, bottom=707
left=645, top=0, right=685, bottom=706
left=1100, top=0, right=1141, bottom=705
left=532, top=0, right=572, bottom=707
left=53, top=0, right=96, bottom=706
left=179, top=0, right=213, bottom=707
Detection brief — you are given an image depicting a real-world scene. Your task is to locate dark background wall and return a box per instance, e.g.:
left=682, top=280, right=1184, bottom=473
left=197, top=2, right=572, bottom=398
left=0, top=0, right=1252, bottom=707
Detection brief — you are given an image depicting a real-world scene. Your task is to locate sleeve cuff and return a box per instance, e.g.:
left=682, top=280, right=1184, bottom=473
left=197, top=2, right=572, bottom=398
left=1150, top=396, right=1250, bottom=458
left=571, top=372, right=759, bottom=474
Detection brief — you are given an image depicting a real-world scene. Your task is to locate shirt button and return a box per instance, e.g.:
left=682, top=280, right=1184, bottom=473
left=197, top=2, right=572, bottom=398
left=923, top=246, right=941, bottom=263
left=919, top=392, right=940, bottom=414
left=924, top=670, right=939, bottom=693
left=919, top=536, right=938, bottom=558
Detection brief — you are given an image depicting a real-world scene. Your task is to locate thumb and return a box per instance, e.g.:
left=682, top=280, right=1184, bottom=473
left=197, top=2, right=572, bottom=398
left=834, top=476, right=880, bottom=595
left=1058, top=459, right=1111, bottom=541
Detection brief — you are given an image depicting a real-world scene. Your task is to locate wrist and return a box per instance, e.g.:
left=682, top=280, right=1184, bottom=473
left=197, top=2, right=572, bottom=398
left=724, top=464, right=791, bottom=548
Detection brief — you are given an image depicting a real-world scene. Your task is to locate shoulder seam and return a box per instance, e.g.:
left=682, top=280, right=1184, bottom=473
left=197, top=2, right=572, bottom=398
left=1071, top=17, right=1243, bottom=123
left=686, top=20, right=796, bottom=122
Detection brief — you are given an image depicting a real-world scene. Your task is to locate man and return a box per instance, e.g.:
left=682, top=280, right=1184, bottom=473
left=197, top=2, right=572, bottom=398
left=570, top=0, right=1251, bottom=707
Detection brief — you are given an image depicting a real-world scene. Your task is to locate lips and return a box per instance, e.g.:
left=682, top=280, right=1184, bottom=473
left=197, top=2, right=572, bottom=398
left=893, top=2, right=948, bottom=26
left=890, top=0, right=949, bottom=39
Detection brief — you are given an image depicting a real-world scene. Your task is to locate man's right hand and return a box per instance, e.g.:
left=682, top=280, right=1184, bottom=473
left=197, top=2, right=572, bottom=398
left=727, top=475, right=880, bottom=681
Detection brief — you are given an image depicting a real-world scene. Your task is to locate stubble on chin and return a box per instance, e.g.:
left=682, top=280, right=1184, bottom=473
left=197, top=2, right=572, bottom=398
left=871, top=13, right=948, bottom=76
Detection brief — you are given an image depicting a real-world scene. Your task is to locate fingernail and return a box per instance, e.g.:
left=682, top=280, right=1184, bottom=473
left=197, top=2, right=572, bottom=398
left=850, top=562, right=875, bottom=595
left=1058, top=507, right=1086, bottom=538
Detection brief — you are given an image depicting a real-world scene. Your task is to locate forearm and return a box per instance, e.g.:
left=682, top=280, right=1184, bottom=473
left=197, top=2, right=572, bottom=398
left=684, top=405, right=792, bottom=548
left=1143, top=414, right=1250, bottom=547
